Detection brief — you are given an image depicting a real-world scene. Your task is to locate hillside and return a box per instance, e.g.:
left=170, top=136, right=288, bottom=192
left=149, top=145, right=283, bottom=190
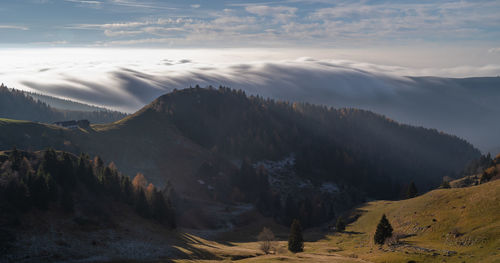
left=0, top=87, right=481, bottom=228
left=0, top=84, right=126, bottom=124
left=0, top=149, right=176, bottom=262
left=142, top=87, right=479, bottom=193
left=165, top=179, right=500, bottom=263
left=24, top=91, right=116, bottom=112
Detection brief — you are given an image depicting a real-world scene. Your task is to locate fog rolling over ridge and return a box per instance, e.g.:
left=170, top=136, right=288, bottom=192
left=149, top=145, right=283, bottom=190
left=4, top=54, right=499, bottom=153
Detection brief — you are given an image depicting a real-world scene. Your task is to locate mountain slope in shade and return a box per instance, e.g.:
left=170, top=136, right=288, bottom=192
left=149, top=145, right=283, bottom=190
left=0, top=87, right=481, bottom=228
left=0, top=84, right=127, bottom=124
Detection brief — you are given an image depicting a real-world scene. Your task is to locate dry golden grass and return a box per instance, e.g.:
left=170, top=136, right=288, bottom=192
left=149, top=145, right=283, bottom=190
left=167, top=180, right=499, bottom=263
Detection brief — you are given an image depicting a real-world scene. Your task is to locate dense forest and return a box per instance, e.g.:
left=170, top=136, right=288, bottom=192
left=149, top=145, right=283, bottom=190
left=0, top=84, right=126, bottom=124
left=146, top=86, right=480, bottom=199
left=0, top=149, right=176, bottom=229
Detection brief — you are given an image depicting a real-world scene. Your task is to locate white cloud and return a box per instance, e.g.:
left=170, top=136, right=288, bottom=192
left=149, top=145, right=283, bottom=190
left=489, top=47, right=500, bottom=54
left=104, top=29, right=143, bottom=37
left=0, top=25, right=29, bottom=30
left=65, top=0, right=101, bottom=5
left=191, top=4, right=200, bottom=9
left=245, top=5, right=297, bottom=23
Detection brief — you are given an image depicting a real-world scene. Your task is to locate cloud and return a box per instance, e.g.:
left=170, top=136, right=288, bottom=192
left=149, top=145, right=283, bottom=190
left=489, top=47, right=500, bottom=54
left=65, top=0, right=101, bottom=5
left=190, top=4, right=200, bottom=9
left=0, top=25, right=29, bottom=30
left=245, top=5, right=297, bottom=23
left=2, top=48, right=498, bottom=152
left=104, top=29, right=143, bottom=37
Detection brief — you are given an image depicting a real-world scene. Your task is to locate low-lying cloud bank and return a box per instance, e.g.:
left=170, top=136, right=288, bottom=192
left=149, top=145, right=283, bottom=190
left=1, top=49, right=499, bottom=153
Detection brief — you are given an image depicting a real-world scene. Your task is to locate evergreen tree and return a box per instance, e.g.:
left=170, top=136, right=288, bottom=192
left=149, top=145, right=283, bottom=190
left=30, top=169, right=50, bottom=209
left=288, top=219, right=304, bottom=253
left=134, top=188, right=150, bottom=218
left=8, top=147, right=22, bottom=171
left=336, top=216, right=346, bottom=232
left=374, top=214, right=393, bottom=245
left=406, top=182, right=418, bottom=198
left=61, top=188, right=74, bottom=213
left=5, top=179, right=30, bottom=211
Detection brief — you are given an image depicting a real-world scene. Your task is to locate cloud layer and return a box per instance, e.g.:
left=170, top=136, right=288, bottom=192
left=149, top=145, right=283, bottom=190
left=1, top=48, right=499, bottom=152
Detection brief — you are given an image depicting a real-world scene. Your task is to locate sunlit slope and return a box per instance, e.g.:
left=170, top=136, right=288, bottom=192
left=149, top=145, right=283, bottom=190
left=323, top=180, right=500, bottom=263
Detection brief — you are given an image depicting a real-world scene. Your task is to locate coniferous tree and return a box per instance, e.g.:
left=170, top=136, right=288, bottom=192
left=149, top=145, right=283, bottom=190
left=374, top=214, right=393, bottom=245
left=336, top=216, right=346, bottom=232
left=288, top=219, right=304, bottom=253
left=135, top=188, right=150, bottom=218
left=61, top=188, right=74, bottom=213
left=5, top=179, right=30, bottom=211
left=30, top=169, right=50, bottom=209
left=406, top=182, right=418, bottom=199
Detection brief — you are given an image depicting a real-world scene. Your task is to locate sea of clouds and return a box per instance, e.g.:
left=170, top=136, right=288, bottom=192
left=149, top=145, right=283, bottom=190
left=1, top=48, right=499, bottom=152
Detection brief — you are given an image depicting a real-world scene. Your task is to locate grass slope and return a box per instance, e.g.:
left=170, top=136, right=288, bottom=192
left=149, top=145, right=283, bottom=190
left=144, top=180, right=499, bottom=263
left=309, top=180, right=500, bottom=263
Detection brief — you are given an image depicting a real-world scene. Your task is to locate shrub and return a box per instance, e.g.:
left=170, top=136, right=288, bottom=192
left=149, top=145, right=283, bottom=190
left=258, top=227, right=275, bottom=254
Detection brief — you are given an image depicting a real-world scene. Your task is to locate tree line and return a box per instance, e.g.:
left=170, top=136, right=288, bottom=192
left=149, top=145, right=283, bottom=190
left=0, top=148, right=175, bottom=228
left=0, top=84, right=126, bottom=124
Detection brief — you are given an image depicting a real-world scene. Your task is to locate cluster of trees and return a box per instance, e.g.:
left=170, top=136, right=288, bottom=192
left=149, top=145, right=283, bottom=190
left=0, top=148, right=175, bottom=228
left=0, top=84, right=126, bottom=124
left=151, top=86, right=479, bottom=200
left=228, top=160, right=349, bottom=228
left=480, top=154, right=500, bottom=183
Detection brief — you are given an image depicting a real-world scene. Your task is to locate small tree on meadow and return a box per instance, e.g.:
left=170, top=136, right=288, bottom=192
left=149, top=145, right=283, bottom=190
left=406, top=182, right=418, bottom=199
left=258, top=227, right=275, bottom=254
left=288, top=219, right=304, bottom=253
left=335, top=216, right=346, bottom=232
left=374, top=214, right=393, bottom=245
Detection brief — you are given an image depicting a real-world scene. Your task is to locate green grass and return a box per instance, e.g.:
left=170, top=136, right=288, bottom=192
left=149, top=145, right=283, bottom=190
left=169, top=180, right=499, bottom=263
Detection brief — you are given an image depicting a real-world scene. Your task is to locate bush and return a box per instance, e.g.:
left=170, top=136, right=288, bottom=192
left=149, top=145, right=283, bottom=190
left=258, top=227, right=275, bottom=254
left=336, top=217, right=346, bottom=232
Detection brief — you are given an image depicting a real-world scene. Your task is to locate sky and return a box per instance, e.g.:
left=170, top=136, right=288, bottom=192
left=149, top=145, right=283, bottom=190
left=0, top=0, right=498, bottom=50
left=0, top=0, right=499, bottom=103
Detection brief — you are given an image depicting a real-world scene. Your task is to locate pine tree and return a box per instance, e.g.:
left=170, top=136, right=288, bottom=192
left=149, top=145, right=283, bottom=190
left=406, top=182, right=418, bottom=198
left=30, top=169, right=50, bottom=210
left=61, top=188, right=74, bottom=213
left=336, top=216, right=346, bottom=232
left=288, top=219, right=304, bottom=253
left=374, top=214, right=393, bottom=245
left=134, top=188, right=150, bottom=218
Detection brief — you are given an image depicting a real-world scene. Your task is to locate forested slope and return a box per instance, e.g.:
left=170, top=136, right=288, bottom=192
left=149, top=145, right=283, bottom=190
left=0, top=84, right=126, bottom=124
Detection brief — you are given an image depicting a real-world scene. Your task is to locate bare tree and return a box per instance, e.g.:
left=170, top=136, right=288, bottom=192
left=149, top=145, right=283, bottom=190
left=258, top=227, right=275, bottom=254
